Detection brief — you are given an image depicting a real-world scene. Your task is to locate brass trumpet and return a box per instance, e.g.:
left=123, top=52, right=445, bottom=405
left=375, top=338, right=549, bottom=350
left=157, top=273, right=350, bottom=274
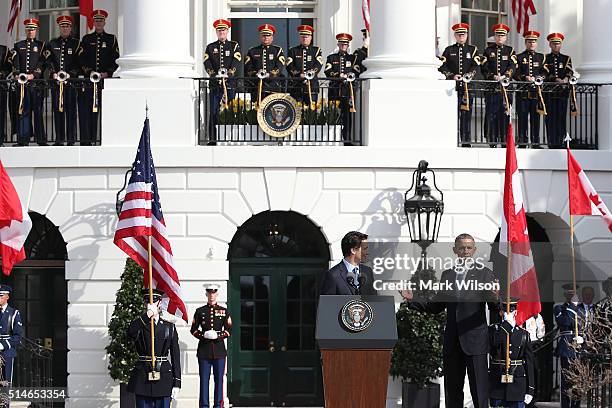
left=569, top=74, right=580, bottom=85
left=217, top=68, right=229, bottom=110
left=304, top=70, right=316, bottom=110
left=461, top=72, right=474, bottom=83
left=90, top=71, right=101, bottom=113
left=499, top=75, right=510, bottom=87
left=57, top=71, right=70, bottom=113
left=459, top=72, right=474, bottom=111
left=17, top=73, right=28, bottom=115
left=498, top=76, right=511, bottom=115
left=256, top=69, right=269, bottom=106
left=533, top=75, right=544, bottom=86
left=533, top=76, right=547, bottom=116
left=569, top=72, right=580, bottom=116
left=345, top=72, right=357, bottom=113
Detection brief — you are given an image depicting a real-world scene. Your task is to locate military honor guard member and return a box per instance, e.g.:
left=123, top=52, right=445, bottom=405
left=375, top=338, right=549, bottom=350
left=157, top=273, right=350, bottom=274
left=127, top=289, right=181, bottom=408
left=481, top=23, right=517, bottom=147
left=324, top=33, right=359, bottom=145
left=543, top=33, right=574, bottom=149
left=191, top=284, right=232, bottom=408
left=44, top=15, right=80, bottom=146
left=353, top=28, right=369, bottom=77
left=0, top=43, right=11, bottom=146
left=77, top=9, right=119, bottom=146
left=244, top=24, right=286, bottom=101
left=488, top=298, right=535, bottom=408
left=286, top=25, right=323, bottom=107
left=439, top=23, right=481, bottom=147
left=12, top=18, right=47, bottom=146
left=554, top=284, right=584, bottom=408
left=0, top=285, right=23, bottom=386
left=204, top=19, right=241, bottom=145
left=514, top=31, right=546, bottom=147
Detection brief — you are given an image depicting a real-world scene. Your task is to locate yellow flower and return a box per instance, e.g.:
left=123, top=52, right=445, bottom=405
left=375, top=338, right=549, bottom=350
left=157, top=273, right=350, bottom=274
left=335, top=100, right=341, bottom=108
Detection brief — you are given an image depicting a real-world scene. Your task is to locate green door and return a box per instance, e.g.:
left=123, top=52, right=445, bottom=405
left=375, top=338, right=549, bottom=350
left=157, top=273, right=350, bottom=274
left=229, top=259, right=325, bottom=406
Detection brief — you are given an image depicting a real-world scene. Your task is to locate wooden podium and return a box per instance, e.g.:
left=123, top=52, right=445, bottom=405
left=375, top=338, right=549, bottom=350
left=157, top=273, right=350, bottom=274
left=316, top=295, right=398, bottom=408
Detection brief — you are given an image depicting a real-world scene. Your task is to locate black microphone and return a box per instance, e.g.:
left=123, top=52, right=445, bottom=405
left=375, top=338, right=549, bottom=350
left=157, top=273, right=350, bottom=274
left=357, top=274, right=367, bottom=288
left=347, top=276, right=355, bottom=287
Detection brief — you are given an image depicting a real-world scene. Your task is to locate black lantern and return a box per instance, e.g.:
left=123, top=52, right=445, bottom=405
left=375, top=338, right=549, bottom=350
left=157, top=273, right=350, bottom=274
left=115, top=169, right=133, bottom=216
left=404, top=160, right=445, bottom=253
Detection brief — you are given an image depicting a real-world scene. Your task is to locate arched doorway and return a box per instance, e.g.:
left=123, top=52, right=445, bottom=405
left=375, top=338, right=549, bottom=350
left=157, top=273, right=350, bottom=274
left=0, top=212, right=68, bottom=389
left=490, top=214, right=555, bottom=402
left=228, top=210, right=330, bottom=407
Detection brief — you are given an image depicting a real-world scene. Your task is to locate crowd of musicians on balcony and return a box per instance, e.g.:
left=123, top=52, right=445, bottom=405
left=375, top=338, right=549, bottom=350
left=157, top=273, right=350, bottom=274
left=440, top=22, right=578, bottom=148
left=0, top=10, right=119, bottom=147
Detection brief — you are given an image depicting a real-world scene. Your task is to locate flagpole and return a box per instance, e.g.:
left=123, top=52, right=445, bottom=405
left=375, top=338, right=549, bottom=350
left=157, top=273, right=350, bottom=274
left=505, top=239, right=511, bottom=378
left=566, top=135, right=579, bottom=339
left=498, top=0, right=502, bottom=24
left=148, top=235, right=156, bottom=372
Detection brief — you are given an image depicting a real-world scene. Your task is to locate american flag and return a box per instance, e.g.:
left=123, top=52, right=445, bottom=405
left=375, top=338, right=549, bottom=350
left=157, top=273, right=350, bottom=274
left=512, top=0, right=536, bottom=34
left=7, top=0, right=21, bottom=34
left=362, top=0, right=371, bottom=33
left=113, top=119, right=188, bottom=322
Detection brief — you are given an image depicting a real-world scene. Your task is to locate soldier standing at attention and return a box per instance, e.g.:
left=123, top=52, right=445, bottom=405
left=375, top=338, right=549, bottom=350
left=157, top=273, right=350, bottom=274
left=439, top=23, right=481, bottom=147
left=0, top=42, right=12, bottom=146
left=488, top=298, right=535, bottom=408
left=191, top=284, right=232, bottom=408
left=12, top=18, right=46, bottom=146
left=286, top=24, right=322, bottom=106
left=0, top=285, right=23, bottom=386
left=514, top=31, right=546, bottom=148
left=543, top=33, right=574, bottom=149
left=244, top=24, right=286, bottom=101
left=127, top=289, right=181, bottom=408
left=204, top=18, right=241, bottom=146
left=44, top=15, right=80, bottom=146
left=77, top=9, right=119, bottom=146
left=481, top=23, right=516, bottom=147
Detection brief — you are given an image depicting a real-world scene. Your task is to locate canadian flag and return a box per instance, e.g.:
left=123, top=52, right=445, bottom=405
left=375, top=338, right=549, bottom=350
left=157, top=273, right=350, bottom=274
left=0, top=159, right=32, bottom=275
left=567, top=145, right=612, bottom=233
left=80, top=0, right=94, bottom=30
left=500, top=123, right=541, bottom=325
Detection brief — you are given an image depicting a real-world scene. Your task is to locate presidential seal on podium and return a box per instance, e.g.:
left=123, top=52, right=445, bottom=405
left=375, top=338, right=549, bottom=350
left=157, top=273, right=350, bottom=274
left=257, top=93, right=302, bottom=138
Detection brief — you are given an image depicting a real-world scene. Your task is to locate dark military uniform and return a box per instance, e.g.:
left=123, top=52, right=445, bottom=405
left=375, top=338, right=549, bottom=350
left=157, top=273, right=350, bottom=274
left=0, top=45, right=11, bottom=145
left=544, top=52, right=574, bottom=148
left=127, top=313, right=181, bottom=407
left=77, top=30, right=119, bottom=145
left=488, top=320, right=535, bottom=407
left=245, top=43, right=286, bottom=98
left=0, top=285, right=23, bottom=386
left=44, top=35, right=81, bottom=145
left=204, top=38, right=241, bottom=144
left=554, top=301, right=584, bottom=408
left=324, top=50, right=358, bottom=143
left=12, top=37, right=47, bottom=145
left=191, top=302, right=232, bottom=408
left=439, top=42, right=481, bottom=144
left=286, top=44, right=323, bottom=104
left=514, top=49, right=546, bottom=145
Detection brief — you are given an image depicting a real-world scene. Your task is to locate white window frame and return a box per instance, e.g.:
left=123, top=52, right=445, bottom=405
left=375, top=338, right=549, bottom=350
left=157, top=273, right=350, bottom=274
left=461, top=0, right=509, bottom=50
left=29, top=0, right=83, bottom=40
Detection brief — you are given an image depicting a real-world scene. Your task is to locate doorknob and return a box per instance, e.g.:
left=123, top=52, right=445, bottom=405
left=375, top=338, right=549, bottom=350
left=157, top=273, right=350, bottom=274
left=281, top=345, right=287, bottom=352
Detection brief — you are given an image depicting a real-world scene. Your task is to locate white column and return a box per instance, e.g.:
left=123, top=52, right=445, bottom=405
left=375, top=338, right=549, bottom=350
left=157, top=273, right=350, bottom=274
left=364, top=0, right=442, bottom=79
left=580, top=0, right=612, bottom=82
left=116, top=0, right=195, bottom=78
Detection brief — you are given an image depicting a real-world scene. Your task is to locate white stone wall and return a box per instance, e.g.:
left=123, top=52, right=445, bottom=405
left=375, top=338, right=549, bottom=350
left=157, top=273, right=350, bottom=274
left=4, top=160, right=612, bottom=407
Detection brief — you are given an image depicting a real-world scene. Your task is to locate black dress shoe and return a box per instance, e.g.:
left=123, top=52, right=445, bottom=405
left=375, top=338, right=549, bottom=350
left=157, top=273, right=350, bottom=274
left=13, top=142, right=27, bottom=147
left=461, top=143, right=472, bottom=147
left=206, top=141, right=217, bottom=146
left=37, top=142, right=48, bottom=146
left=53, top=142, right=64, bottom=146
left=67, top=142, right=75, bottom=146
left=343, top=141, right=354, bottom=146
left=80, top=142, right=92, bottom=146
left=489, top=144, right=497, bottom=148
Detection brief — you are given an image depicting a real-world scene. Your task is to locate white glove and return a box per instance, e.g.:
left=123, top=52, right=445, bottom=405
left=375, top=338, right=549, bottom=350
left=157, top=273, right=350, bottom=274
left=574, top=335, right=584, bottom=345
left=503, top=311, right=516, bottom=327
left=146, top=303, right=159, bottom=318
left=524, top=394, right=533, bottom=404
left=171, top=387, right=180, bottom=400
left=203, top=330, right=218, bottom=340
left=363, top=37, right=370, bottom=48
left=0, top=343, right=4, bottom=351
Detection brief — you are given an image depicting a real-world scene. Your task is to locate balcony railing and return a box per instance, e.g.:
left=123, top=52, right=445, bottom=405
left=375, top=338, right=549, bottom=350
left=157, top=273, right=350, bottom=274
left=196, top=77, right=365, bottom=146
left=9, top=337, right=55, bottom=407
left=0, top=79, right=102, bottom=147
left=455, top=80, right=601, bottom=149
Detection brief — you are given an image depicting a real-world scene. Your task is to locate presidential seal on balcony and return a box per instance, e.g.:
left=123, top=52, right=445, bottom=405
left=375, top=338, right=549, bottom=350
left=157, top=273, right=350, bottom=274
left=340, top=300, right=374, bottom=332
left=257, top=93, right=302, bottom=138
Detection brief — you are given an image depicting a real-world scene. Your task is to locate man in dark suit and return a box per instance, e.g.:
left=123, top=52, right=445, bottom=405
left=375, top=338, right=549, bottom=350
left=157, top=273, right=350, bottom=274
left=319, top=231, right=377, bottom=295
left=401, top=233, right=499, bottom=408
left=127, top=288, right=181, bottom=408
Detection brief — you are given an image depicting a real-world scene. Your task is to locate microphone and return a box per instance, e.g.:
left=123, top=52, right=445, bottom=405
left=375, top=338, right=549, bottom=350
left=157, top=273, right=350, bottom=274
left=346, top=276, right=360, bottom=295
left=357, top=274, right=367, bottom=288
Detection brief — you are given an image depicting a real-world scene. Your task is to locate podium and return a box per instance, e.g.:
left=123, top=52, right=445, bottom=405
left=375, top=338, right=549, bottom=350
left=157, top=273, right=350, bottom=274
left=316, top=295, right=398, bottom=408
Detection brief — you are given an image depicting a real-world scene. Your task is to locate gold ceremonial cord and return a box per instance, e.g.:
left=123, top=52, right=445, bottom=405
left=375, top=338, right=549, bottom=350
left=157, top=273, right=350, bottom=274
left=349, top=82, right=357, bottom=113
left=59, top=80, right=64, bottom=113
left=460, top=81, right=470, bottom=111
left=92, top=81, right=98, bottom=113
left=536, top=85, right=547, bottom=116
left=18, top=83, right=25, bottom=115
left=502, top=86, right=511, bottom=116
left=221, top=77, right=229, bottom=110
left=258, top=78, right=263, bottom=106
left=570, top=85, right=579, bottom=117
left=307, top=78, right=314, bottom=110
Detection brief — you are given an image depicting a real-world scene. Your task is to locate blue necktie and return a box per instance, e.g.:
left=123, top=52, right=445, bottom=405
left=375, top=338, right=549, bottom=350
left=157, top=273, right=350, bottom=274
left=353, top=267, right=360, bottom=287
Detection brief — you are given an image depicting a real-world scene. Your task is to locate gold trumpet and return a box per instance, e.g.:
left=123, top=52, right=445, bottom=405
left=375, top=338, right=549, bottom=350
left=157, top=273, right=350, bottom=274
left=90, top=71, right=101, bottom=113
left=345, top=72, right=357, bottom=113
left=17, top=73, right=28, bottom=115
left=459, top=72, right=474, bottom=111
left=498, top=75, right=511, bottom=115
left=569, top=72, right=580, bottom=116
left=304, top=70, right=316, bottom=110
left=217, top=67, right=229, bottom=110
left=257, top=69, right=269, bottom=106
left=57, top=71, right=70, bottom=113
left=533, top=76, right=547, bottom=116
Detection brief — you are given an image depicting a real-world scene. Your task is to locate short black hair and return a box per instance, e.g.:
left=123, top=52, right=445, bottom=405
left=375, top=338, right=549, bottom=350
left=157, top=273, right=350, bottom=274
left=454, top=233, right=475, bottom=245
left=341, top=231, right=368, bottom=257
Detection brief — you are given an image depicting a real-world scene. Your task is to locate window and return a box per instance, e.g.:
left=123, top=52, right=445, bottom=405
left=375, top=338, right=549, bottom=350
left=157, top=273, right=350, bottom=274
left=30, top=0, right=80, bottom=42
left=461, top=0, right=508, bottom=51
left=228, top=0, right=316, bottom=13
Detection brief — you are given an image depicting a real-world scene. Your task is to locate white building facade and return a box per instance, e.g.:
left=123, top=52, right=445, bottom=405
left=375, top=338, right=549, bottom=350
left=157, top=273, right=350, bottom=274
left=1, top=0, right=612, bottom=407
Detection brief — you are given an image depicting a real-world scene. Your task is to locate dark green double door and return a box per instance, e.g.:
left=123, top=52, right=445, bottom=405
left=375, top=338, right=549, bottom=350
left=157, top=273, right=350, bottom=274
left=228, top=259, right=325, bottom=406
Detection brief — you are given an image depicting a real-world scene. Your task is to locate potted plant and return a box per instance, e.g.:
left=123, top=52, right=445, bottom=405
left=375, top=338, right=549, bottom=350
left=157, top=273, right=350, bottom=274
left=106, top=258, right=144, bottom=407
left=390, top=267, right=446, bottom=408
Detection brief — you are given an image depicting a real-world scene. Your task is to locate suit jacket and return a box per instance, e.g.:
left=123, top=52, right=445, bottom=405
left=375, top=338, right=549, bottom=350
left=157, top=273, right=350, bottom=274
left=408, top=266, right=499, bottom=356
left=319, top=261, right=377, bottom=295
left=77, top=31, right=120, bottom=77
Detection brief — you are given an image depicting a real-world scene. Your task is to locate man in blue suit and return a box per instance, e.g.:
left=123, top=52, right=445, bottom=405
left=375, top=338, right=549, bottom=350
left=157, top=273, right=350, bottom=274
left=0, top=284, right=23, bottom=385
